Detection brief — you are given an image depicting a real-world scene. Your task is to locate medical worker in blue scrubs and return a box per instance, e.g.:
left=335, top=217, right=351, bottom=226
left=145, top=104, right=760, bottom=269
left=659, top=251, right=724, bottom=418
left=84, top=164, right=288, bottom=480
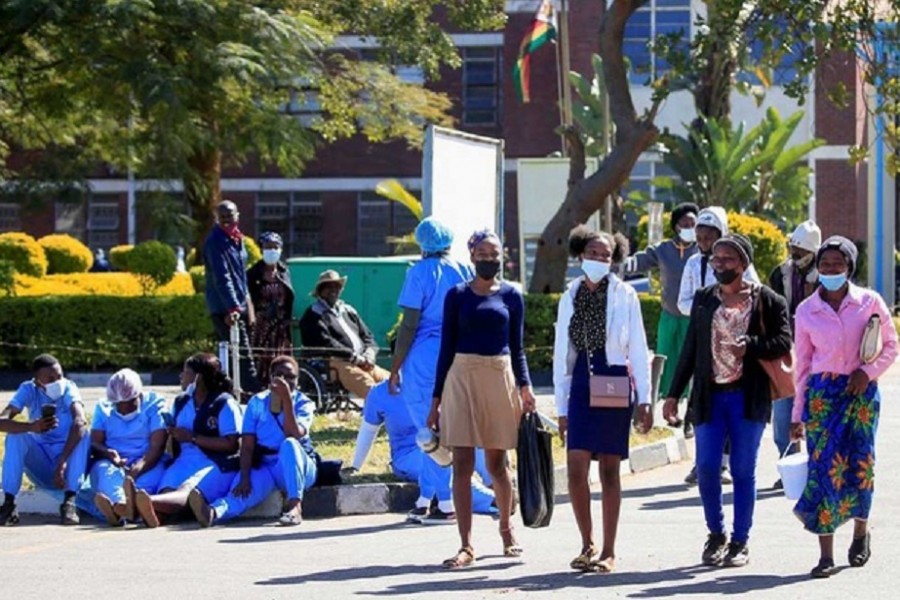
left=350, top=381, right=497, bottom=515
left=189, top=355, right=318, bottom=527
left=388, top=217, right=472, bottom=524
left=0, top=354, right=90, bottom=526
left=130, top=353, right=242, bottom=527
left=90, top=369, right=168, bottom=526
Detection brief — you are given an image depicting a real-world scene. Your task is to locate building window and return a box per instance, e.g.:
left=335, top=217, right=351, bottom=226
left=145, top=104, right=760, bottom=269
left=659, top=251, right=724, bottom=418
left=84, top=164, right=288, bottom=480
left=87, top=196, right=120, bottom=251
left=624, top=0, right=691, bottom=85
left=0, top=203, right=21, bottom=232
left=282, top=81, right=322, bottom=127
left=255, top=192, right=323, bottom=257
left=463, top=47, right=501, bottom=126
left=55, top=202, right=85, bottom=240
left=357, top=192, right=419, bottom=256
left=358, top=49, right=426, bottom=84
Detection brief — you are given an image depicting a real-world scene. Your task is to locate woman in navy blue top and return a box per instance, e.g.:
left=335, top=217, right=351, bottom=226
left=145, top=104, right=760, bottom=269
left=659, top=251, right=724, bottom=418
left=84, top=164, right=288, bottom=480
left=428, top=230, right=536, bottom=570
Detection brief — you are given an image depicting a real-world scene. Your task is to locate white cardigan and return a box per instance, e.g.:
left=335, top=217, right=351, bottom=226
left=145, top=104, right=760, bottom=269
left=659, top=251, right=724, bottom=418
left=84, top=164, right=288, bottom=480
left=553, top=274, right=652, bottom=417
left=677, top=253, right=760, bottom=316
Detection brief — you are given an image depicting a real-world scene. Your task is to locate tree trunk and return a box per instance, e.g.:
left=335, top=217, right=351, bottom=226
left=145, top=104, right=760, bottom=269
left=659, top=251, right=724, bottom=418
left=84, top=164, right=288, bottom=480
left=529, top=0, right=660, bottom=293
left=185, top=146, right=222, bottom=258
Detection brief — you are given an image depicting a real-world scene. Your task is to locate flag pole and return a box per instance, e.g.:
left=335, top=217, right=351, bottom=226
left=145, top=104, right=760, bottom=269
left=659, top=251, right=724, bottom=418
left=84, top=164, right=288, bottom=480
left=554, top=17, right=566, bottom=156
left=559, top=0, right=573, bottom=127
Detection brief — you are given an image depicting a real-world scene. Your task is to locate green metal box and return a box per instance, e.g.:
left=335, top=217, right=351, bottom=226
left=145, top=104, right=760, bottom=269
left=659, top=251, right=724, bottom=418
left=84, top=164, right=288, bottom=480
left=286, top=256, right=418, bottom=359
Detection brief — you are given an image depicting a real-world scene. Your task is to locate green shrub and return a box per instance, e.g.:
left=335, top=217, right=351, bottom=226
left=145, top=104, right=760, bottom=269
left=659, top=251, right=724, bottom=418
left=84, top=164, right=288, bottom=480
left=38, top=234, right=94, bottom=274
left=727, top=213, right=787, bottom=279
left=189, top=265, right=206, bottom=294
left=0, top=232, right=48, bottom=277
left=523, top=292, right=664, bottom=371
left=128, top=241, right=177, bottom=294
left=109, top=245, right=134, bottom=271
left=0, top=260, right=15, bottom=297
left=0, top=295, right=215, bottom=370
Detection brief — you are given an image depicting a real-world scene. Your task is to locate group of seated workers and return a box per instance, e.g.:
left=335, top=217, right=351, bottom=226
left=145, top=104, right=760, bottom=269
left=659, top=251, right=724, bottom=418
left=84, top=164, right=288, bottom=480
left=0, top=352, right=319, bottom=527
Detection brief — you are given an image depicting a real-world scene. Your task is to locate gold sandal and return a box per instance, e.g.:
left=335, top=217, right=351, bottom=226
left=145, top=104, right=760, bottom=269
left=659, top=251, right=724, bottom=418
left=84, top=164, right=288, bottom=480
left=589, top=556, right=616, bottom=573
left=570, top=544, right=598, bottom=571
left=501, top=527, right=523, bottom=557
left=442, top=546, right=476, bottom=569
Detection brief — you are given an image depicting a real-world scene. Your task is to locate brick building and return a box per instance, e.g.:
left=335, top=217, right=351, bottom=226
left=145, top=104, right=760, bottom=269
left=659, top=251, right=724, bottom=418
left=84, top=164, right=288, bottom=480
left=0, top=0, right=885, bottom=273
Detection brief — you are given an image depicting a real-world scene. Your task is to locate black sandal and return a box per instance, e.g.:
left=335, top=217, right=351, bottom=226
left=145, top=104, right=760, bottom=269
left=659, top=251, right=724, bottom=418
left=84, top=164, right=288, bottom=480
left=811, top=558, right=837, bottom=579
left=849, top=532, right=871, bottom=567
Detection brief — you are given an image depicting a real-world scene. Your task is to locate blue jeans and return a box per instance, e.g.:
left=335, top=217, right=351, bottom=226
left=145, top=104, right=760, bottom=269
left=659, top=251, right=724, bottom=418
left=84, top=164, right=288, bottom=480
left=695, top=389, right=765, bottom=543
left=771, top=397, right=797, bottom=457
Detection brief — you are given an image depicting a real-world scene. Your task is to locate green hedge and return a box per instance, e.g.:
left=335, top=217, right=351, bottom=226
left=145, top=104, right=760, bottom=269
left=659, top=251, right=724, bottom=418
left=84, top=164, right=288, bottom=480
left=524, top=292, right=663, bottom=371
left=0, top=295, right=215, bottom=370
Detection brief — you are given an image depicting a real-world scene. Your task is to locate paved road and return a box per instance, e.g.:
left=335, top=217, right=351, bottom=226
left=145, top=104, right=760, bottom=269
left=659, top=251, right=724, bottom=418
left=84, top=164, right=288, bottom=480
left=0, top=365, right=898, bottom=599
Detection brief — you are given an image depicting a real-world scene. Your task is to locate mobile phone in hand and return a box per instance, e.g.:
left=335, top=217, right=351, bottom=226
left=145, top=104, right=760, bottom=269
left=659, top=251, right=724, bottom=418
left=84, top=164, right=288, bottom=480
left=41, top=404, right=57, bottom=419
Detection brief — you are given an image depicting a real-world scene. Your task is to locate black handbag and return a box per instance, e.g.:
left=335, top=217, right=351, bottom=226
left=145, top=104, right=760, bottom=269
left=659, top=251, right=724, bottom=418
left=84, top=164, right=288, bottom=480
left=516, top=413, right=555, bottom=528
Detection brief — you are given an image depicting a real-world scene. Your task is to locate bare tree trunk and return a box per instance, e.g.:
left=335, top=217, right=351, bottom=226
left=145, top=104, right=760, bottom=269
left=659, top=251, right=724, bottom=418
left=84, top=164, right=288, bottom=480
left=529, top=0, right=659, bottom=293
left=186, top=146, right=222, bottom=258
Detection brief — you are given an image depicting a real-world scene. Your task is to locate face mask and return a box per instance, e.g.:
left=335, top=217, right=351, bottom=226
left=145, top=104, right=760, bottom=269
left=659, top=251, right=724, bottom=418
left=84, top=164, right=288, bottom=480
left=679, top=228, right=697, bottom=243
left=474, top=260, right=500, bottom=280
left=221, top=223, right=239, bottom=236
left=819, top=273, right=848, bottom=291
left=714, top=269, right=740, bottom=285
left=793, top=253, right=815, bottom=270
left=115, top=407, right=140, bottom=422
left=43, top=379, right=66, bottom=401
left=184, top=381, right=196, bottom=395
left=262, top=249, right=281, bottom=266
left=581, top=259, right=611, bottom=283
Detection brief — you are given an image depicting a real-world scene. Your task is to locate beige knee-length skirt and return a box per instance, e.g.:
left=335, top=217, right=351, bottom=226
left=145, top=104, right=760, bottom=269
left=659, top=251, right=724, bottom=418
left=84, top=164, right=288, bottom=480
left=439, top=353, right=523, bottom=450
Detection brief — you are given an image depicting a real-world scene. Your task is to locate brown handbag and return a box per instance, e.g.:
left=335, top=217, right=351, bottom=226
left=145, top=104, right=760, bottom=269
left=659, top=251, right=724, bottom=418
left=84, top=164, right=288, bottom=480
left=584, top=330, right=631, bottom=408
left=755, top=292, right=795, bottom=400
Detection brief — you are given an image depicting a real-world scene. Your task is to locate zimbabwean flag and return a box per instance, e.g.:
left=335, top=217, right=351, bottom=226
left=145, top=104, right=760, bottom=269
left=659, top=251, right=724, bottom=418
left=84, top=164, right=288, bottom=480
left=513, top=0, right=558, bottom=103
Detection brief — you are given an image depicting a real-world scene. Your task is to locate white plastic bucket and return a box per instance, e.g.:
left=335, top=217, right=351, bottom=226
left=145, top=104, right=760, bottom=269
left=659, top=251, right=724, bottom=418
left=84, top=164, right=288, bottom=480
left=777, top=450, right=809, bottom=501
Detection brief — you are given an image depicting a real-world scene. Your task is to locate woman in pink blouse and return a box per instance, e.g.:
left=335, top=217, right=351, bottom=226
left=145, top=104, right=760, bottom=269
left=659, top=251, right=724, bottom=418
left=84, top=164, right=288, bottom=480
left=791, top=236, right=898, bottom=578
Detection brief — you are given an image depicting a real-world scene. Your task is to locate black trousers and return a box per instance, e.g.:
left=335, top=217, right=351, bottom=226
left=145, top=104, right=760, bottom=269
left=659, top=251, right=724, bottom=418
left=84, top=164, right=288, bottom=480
left=210, top=311, right=261, bottom=398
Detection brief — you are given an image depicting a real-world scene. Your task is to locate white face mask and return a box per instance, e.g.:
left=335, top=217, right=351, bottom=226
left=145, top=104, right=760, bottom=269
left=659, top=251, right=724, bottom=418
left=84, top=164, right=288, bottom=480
left=679, top=228, right=697, bottom=243
left=262, top=249, right=281, bottom=266
left=582, top=259, right=611, bottom=283
left=115, top=408, right=141, bottom=422
left=43, top=379, right=67, bottom=401
left=184, top=382, right=196, bottom=396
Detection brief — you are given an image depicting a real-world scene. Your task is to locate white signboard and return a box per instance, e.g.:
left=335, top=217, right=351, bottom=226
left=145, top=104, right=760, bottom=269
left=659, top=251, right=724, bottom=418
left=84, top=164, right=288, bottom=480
left=422, top=126, right=504, bottom=264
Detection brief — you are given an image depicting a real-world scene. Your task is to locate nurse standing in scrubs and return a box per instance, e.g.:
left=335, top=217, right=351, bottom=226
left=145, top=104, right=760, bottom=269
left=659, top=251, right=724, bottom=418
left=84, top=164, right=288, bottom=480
left=90, top=369, right=168, bottom=526
left=389, top=217, right=472, bottom=524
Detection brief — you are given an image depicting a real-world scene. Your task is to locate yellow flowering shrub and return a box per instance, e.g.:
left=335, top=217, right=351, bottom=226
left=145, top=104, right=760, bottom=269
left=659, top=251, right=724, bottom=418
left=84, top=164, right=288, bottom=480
left=0, top=232, right=48, bottom=277
left=727, top=213, right=787, bottom=278
left=109, top=245, right=134, bottom=271
left=14, top=272, right=195, bottom=297
left=38, top=234, right=94, bottom=274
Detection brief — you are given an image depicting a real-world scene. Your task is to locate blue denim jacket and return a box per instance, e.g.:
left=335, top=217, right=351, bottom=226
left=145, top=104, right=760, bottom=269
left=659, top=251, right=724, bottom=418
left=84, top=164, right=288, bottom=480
left=203, top=225, right=249, bottom=314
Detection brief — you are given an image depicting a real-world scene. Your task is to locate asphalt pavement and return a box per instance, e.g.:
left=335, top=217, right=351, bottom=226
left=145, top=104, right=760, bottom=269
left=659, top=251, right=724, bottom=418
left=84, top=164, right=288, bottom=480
left=0, top=364, right=898, bottom=599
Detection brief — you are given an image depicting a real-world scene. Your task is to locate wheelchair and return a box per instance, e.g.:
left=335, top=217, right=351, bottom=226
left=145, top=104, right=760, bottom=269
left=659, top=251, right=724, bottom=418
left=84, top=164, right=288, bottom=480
left=295, top=349, right=363, bottom=414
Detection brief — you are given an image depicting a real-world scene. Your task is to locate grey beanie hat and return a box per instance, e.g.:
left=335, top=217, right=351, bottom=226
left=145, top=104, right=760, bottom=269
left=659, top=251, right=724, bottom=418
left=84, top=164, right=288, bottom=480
left=713, top=234, right=754, bottom=268
left=816, top=235, right=858, bottom=276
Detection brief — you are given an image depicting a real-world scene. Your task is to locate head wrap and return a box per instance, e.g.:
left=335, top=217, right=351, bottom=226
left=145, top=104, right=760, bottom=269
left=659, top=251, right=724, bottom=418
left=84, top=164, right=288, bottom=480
left=713, top=234, right=754, bottom=268
left=816, top=235, right=858, bottom=277
left=790, top=220, right=822, bottom=254
left=670, top=203, right=700, bottom=233
left=258, top=231, right=283, bottom=247
left=695, top=206, right=729, bottom=236
left=106, top=368, right=143, bottom=404
left=414, top=217, right=454, bottom=253
left=466, top=229, right=501, bottom=253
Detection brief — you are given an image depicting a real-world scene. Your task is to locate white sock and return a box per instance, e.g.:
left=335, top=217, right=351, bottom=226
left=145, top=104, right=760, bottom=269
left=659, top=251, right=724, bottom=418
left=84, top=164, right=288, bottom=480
left=438, top=500, right=454, bottom=513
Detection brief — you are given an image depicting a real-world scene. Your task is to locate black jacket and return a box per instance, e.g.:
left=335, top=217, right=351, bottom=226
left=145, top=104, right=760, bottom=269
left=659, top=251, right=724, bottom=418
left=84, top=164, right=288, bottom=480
left=298, top=299, right=378, bottom=362
left=247, top=260, right=295, bottom=323
left=667, top=284, right=792, bottom=425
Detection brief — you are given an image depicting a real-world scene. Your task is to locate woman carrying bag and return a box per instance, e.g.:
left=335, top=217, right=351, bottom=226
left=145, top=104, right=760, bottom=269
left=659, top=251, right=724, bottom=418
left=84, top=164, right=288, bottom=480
left=663, top=234, right=792, bottom=568
left=790, top=236, right=898, bottom=578
left=553, top=226, right=653, bottom=573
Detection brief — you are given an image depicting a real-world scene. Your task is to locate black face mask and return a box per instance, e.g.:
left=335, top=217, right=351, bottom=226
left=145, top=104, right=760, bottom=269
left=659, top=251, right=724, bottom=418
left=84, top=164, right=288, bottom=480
left=474, top=260, right=501, bottom=280
left=714, top=268, right=740, bottom=285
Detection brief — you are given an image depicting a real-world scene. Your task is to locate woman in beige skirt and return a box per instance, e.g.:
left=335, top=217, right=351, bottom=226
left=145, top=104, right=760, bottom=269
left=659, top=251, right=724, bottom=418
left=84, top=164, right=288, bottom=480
left=427, top=230, right=536, bottom=569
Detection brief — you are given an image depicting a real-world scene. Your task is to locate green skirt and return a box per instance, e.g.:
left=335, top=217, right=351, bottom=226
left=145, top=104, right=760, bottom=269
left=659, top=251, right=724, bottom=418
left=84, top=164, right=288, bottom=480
left=656, top=310, right=690, bottom=400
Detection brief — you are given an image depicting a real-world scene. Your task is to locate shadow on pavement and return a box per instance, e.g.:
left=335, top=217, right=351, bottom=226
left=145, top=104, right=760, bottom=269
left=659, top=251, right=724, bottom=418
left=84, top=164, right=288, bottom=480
left=256, top=560, right=520, bottom=586
left=554, top=483, right=690, bottom=507
left=219, top=521, right=410, bottom=544
left=627, top=572, right=809, bottom=597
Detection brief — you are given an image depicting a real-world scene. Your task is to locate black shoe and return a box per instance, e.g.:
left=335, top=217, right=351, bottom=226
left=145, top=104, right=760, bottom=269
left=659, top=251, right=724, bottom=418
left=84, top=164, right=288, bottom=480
left=772, top=478, right=784, bottom=491
left=722, top=541, right=750, bottom=567
left=406, top=506, right=429, bottom=524
left=0, top=500, right=19, bottom=526
left=848, top=532, right=871, bottom=567
left=684, top=465, right=698, bottom=487
left=702, top=533, right=728, bottom=566
left=811, top=558, right=837, bottom=578
left=421, top=508, right=456, bottom=525
left=683, top=420, right=695, bottom=439
left=60, top=499, right=80, bottom=526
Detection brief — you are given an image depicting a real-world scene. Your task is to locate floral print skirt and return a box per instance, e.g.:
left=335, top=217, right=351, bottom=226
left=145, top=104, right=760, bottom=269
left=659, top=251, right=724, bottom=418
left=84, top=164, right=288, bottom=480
left=794, top=373, right=880, bottom=534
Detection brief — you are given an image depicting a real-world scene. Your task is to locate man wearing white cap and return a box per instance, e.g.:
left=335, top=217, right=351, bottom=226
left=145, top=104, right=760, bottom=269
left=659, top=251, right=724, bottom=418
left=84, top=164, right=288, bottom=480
left=767, top=219, right=821, bottom=489
left=90, top=369, right=168, bottom=525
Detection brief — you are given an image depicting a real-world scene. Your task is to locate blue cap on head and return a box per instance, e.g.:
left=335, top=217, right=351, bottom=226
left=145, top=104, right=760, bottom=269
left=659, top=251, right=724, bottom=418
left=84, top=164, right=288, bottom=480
left=258, top=231, right=283, bottom=247
left=415, top=217, right=454, bottom=253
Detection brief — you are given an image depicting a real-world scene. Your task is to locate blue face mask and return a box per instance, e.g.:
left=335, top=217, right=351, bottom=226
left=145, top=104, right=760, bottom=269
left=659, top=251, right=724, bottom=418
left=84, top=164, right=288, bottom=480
left=819, top=273, right=848, bottom=291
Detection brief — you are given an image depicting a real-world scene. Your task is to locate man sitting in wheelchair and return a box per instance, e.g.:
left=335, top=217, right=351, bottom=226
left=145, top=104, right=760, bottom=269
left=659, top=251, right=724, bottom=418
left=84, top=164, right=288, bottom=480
left=299, top=269, right=389, bottom=402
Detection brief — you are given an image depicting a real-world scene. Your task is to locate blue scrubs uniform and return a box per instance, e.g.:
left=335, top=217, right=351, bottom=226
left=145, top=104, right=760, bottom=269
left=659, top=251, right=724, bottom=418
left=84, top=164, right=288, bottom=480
left=210, top=390, right=317, bottom=522
left=365, top=381, right=496, bottom=514
left=156, top=393, right=242, bottom=500
left=395, top=256, right=472, bottom=505
left=89, top=393, right=168, bottom=504
left=2, top=380, right=90, bottom=497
